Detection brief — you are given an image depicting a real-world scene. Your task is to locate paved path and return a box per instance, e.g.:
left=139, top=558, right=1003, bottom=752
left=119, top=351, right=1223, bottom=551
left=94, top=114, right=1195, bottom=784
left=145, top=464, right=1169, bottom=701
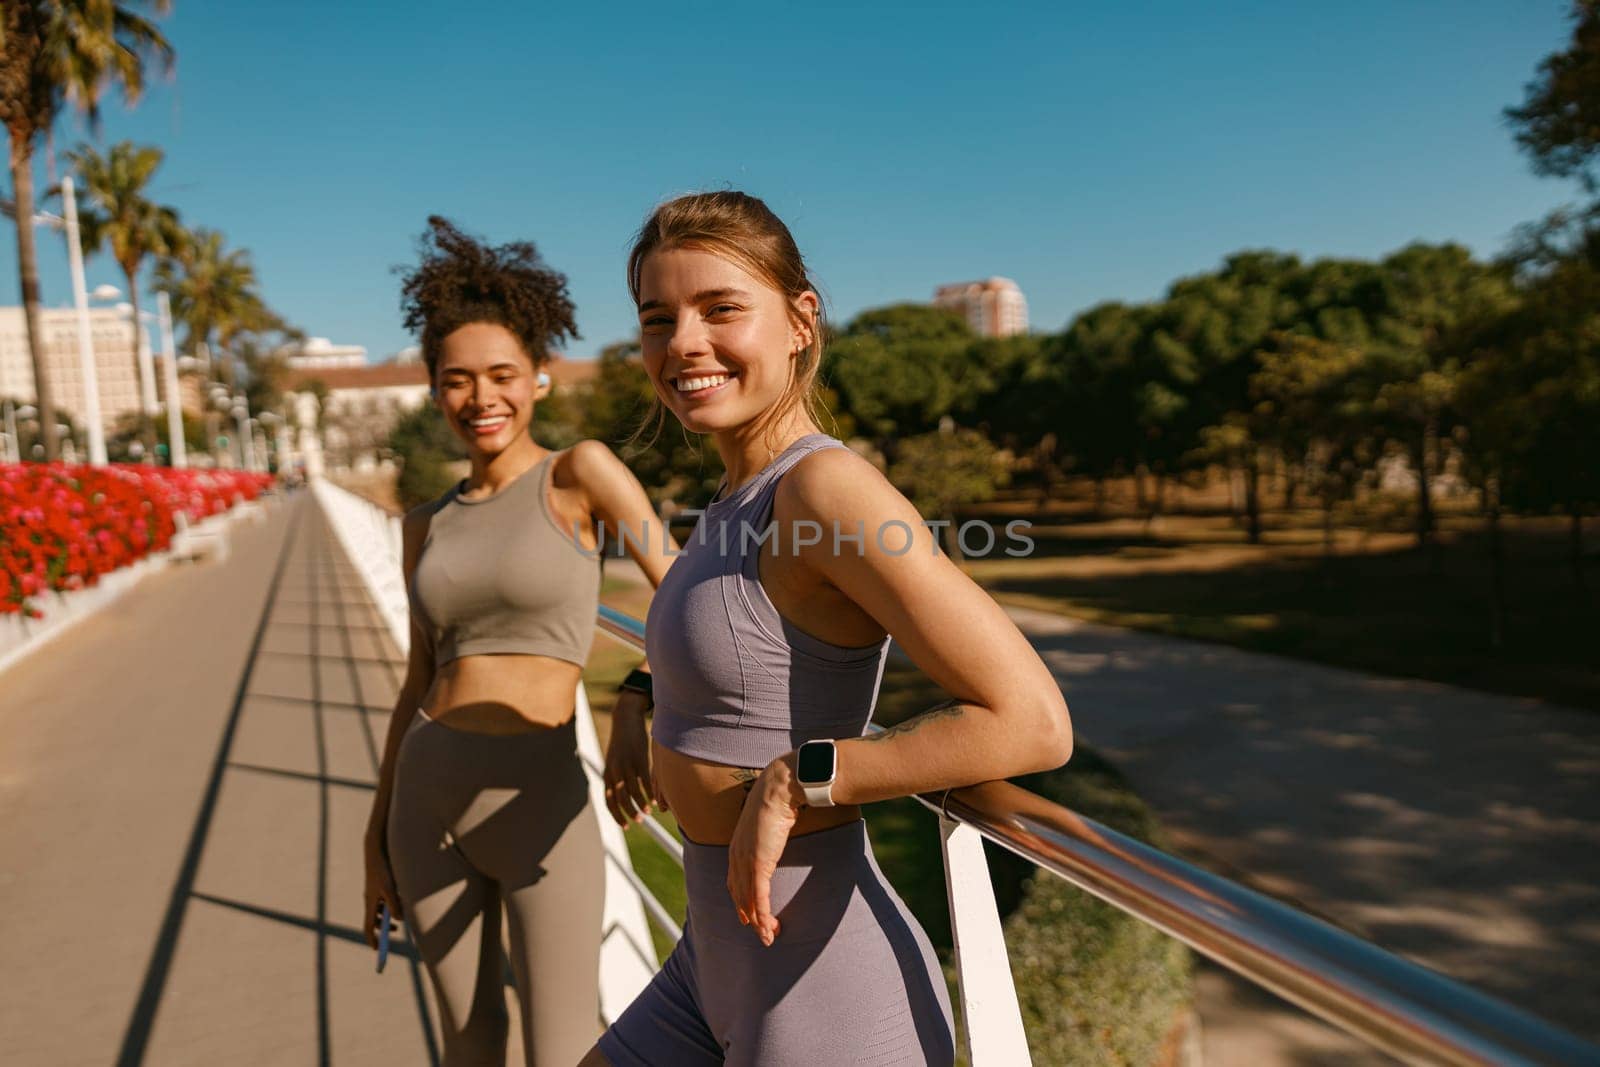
left=1005, top=605, right=1600, bottom=1063
left=0, top=494, right=455, bottom=1066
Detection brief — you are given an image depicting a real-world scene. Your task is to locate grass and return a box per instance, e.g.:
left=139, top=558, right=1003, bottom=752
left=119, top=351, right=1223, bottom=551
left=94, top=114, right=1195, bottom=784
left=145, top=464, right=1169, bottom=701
left=964, top=501, right=1600, bottom=711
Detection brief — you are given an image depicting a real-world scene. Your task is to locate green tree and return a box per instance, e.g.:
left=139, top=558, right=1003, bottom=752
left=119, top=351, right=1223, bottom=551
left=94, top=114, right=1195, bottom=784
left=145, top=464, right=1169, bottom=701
left=1506, top=0, right=1600, bottom=192
left=389, top=403, right=464, bottom=511
left=1363, top=243, right=1515, bottom=549
left=1248, top=333, right=1371, bottom=556
left=0, top=0, right=172, bottom=460
left=886, top=425, right=1006, bottom=559
left=1460, top=212, right=1600, bottom=605
left=153, top=226, right=277, bottom=387
left=824, top=304, right=975, bottom=448
left=65, top=139, right=182, bottom=449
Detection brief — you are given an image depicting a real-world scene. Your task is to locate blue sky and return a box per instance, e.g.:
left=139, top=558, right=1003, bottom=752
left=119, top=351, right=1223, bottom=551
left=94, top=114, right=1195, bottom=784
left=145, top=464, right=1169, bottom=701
left=1, top=1, right=1587, bottom=362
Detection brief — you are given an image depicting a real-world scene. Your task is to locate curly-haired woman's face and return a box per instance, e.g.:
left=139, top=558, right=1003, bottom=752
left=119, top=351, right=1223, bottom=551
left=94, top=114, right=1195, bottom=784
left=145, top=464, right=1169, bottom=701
left=434, top=322, right=547, bottom=455
left=636, top=248, right=814, bottom=437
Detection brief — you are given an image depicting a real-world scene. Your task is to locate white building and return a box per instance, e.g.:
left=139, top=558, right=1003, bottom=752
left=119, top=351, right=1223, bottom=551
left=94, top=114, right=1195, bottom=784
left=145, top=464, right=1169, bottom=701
left=283, top=358, right=431, bottom=476
left=932, top=277, right=1029, bottom=337
left=0, top=305, right=156, bottom=425
left=277, top=335, right=369, bottom=370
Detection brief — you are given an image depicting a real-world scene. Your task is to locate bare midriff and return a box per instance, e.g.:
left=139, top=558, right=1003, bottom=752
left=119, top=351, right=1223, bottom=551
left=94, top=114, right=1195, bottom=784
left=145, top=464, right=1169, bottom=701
left=651, top=741, right=861, bottom=846
left=419, top=653, right=584, bottom=734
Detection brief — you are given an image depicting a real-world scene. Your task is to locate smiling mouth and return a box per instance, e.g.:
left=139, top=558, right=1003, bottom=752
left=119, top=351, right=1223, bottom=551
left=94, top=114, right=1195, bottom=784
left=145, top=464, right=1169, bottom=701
left=671, top=372, right=735, bottom=396
left=468, top=414, right=509, bottom=434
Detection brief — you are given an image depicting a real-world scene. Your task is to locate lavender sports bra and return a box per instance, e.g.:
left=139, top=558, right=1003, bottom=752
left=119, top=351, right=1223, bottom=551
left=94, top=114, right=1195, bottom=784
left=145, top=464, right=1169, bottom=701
left=647, top=434, right=889, bottom=768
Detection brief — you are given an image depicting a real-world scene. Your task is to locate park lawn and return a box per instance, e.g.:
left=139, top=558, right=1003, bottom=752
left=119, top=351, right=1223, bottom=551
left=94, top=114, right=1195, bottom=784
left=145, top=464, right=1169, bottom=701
left=964, top=506, right=1600, bottom=712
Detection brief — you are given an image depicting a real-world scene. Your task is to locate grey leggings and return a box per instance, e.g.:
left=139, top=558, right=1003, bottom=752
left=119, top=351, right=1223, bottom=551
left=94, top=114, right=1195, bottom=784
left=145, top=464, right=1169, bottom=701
left=387, top=710, right=604, bottom=1066
left=598, top=819, right=955, bottom=1066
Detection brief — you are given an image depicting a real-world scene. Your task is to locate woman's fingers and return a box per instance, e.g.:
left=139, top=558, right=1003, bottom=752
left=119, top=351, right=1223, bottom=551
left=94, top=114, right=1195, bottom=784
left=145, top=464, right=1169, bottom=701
left=752, top=870, right=778, bottom=946
left=626, top=773, right=652, bottom=822
left=603, top=782, right=630, bottom=827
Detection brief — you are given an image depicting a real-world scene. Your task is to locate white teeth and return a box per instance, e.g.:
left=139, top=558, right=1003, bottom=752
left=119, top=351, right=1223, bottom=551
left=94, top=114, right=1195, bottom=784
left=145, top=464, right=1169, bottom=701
left=676, top=374, right=729, bottom=393
left=470, top=416, right=507, bottom=426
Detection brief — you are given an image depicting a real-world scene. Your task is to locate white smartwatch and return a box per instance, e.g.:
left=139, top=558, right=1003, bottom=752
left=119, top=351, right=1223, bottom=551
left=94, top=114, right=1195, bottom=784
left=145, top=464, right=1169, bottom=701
left=796, top=740, right=838, bottom=808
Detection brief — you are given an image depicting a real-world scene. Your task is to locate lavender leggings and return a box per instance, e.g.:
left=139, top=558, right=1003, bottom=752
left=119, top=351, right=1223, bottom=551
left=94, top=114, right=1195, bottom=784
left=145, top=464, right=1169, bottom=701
left=598, top=819, right=955, bottom=1066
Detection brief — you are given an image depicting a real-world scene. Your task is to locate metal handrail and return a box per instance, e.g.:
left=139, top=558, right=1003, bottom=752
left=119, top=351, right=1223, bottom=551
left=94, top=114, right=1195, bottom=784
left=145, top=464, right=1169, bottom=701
left=592, top=603, right=1598, bottom=1067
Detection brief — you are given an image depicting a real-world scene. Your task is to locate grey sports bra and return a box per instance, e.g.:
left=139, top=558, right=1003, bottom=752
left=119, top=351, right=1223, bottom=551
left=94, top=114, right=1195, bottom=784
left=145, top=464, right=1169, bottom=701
left=647, top=434, right=889, bottom=768
left=410, top=452, right=600, bottom=668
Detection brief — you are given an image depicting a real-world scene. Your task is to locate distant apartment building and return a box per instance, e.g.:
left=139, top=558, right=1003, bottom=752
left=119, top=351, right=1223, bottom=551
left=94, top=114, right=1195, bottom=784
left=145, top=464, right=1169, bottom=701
left=932, top=277, right=1029, bottom=337
left=0, top=305, right=156, bottom=424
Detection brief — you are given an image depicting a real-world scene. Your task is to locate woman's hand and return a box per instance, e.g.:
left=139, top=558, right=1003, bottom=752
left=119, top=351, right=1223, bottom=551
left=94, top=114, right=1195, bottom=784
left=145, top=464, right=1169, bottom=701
left=727, top=754, right=805, bottom=946
left=603, top=691, right=663, bottom=826
left=362, top=829, right=402, bottom=950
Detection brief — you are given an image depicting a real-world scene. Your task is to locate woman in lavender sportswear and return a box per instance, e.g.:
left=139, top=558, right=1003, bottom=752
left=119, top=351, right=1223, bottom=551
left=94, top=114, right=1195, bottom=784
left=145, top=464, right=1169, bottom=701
left=581, top=191, right=1074, bottom=1067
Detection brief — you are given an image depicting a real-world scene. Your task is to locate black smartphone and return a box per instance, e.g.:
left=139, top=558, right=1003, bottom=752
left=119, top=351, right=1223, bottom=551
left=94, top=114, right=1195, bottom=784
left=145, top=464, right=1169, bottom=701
left=376, top=901, right=391, bottom=974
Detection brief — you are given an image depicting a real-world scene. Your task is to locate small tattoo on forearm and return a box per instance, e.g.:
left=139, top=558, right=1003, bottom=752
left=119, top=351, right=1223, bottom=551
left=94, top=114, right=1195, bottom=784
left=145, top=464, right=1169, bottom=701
left=865, top=700, right=965, bottom=742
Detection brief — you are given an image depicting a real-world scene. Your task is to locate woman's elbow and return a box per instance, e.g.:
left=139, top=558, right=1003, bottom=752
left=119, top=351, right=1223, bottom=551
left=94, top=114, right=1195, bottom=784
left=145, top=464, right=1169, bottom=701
left=1025, top=692, right=1073, bottom=772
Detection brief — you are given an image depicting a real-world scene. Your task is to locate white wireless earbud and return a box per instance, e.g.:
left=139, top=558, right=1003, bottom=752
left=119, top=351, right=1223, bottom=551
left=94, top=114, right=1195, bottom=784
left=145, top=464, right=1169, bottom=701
left=537, top=372, right=551, bottom=388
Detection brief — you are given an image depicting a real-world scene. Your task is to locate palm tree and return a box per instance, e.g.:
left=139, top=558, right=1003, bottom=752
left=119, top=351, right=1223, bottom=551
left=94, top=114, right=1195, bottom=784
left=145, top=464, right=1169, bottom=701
left=0, top=1, right=173, bottom=461
left=154, top=227, right=276, bottom=388
left=66, top=139, right=182, bottom=450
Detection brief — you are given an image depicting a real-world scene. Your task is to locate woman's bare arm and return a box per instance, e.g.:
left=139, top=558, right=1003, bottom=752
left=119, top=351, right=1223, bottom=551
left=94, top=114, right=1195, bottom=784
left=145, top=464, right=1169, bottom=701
left=781, top=447, right=1072, bottom=803
left=567, top=440, right=679, bottom=822
left=565, top=438, right=679, bottom=586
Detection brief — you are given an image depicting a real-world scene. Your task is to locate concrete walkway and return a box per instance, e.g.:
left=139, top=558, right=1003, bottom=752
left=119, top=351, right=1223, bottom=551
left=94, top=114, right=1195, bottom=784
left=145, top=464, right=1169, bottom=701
left=0, top=494, right=449, bottom=1066
left=1006, top=605, right=1600, bottom=1062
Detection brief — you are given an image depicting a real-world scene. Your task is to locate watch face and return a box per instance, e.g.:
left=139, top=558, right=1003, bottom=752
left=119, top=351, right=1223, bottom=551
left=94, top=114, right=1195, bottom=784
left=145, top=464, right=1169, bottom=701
left=797, top=741, right=835, bottom=784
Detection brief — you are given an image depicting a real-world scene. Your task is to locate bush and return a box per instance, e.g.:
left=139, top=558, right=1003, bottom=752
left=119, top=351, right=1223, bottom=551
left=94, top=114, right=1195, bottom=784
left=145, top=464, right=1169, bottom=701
left=1002, top=750, right=1193, bottom=1066
left=389, top=406, right=464, bottom=510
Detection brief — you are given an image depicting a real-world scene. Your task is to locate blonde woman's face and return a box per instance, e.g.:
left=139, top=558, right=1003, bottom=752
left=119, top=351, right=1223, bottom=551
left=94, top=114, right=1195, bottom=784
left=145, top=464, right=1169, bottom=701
left=636, top=247, right=814, bottom=436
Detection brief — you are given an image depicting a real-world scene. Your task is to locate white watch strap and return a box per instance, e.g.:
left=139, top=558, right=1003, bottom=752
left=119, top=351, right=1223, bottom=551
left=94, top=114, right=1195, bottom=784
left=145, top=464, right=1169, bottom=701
left=802, top=780, right=835, bottom=808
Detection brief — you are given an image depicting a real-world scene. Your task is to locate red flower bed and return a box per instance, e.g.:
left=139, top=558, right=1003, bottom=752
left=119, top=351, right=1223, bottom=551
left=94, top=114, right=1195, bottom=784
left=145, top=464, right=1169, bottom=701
left=0, top=464, right=275, bottom=617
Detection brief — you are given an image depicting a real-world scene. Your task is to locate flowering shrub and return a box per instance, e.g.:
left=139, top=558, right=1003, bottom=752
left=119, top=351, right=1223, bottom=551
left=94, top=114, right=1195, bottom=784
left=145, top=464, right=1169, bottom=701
left=0, top=464, right=274, bottom=617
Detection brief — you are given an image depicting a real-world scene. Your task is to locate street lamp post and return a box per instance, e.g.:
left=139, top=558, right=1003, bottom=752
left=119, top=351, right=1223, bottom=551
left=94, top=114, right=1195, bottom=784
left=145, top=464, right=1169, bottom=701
left=1, top=398, right=18, bottom=464
left=94, top=285, right=187, bottom=469
left=157, top=291, right=186, bottom=468
left=60, top=177, right=107, bottom=466
left=258, top=410, right=289, bottom=474
left=233, top=396, right=255, bottom=471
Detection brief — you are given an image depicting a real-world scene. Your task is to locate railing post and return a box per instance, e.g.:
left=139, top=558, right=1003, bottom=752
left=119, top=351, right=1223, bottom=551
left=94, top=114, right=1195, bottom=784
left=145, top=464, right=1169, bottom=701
left=941, top=815, right=1031, bottom=1066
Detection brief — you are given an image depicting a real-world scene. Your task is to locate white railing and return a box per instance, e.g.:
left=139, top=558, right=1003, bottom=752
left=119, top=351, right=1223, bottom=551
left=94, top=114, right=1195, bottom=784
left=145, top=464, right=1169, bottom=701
left=316, top=479, right=1600, bottom=1067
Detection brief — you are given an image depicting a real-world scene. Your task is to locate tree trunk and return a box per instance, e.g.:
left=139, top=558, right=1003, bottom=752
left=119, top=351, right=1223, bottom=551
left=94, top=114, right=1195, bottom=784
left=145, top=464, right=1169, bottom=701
left=1413, top=435, right=1435, bottom=550
left=9, top=137, right=60, bottom=461
left=1134, top=465, right=1149, bottom=511
left=1488, top=487, right=1507, bottom=648
left=1093, top=475, right=1107, bottom=515
left=1571, top=507, right=1589, bottom=604
left=1322, top=490, right=1336, bottom=562
left=122, top=263, right=158, bottom=459
left=1245, top=453, right=1262, bottom=545
left=1282, top=463, right=1300, bottom=510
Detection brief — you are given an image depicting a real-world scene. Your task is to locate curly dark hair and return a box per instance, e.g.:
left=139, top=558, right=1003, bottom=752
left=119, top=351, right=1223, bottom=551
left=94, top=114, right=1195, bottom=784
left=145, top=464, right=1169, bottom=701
left=398, top=216, right=579, bottom=376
